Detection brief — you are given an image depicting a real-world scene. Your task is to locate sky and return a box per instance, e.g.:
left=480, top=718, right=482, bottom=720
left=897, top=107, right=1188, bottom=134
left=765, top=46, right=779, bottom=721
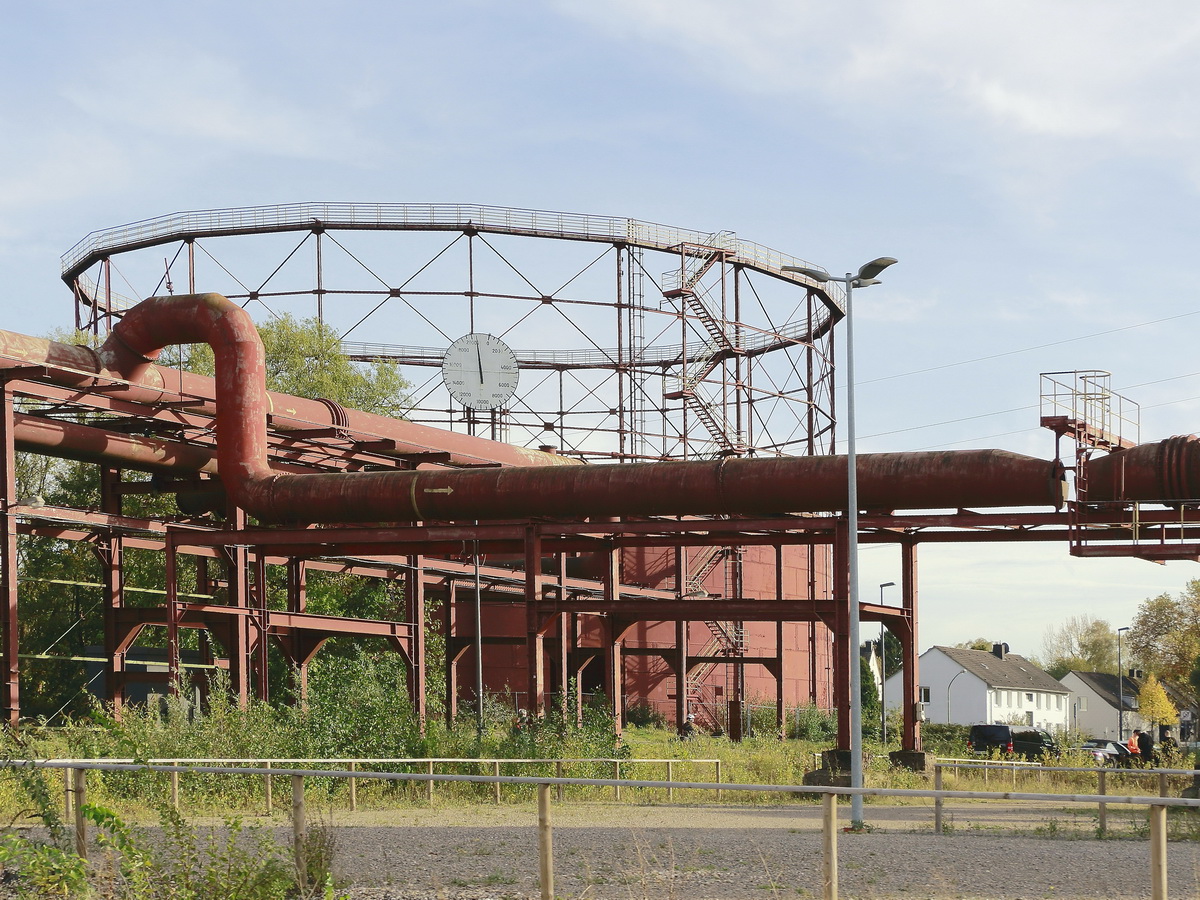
left=4, top=0, right=1200, bottom=659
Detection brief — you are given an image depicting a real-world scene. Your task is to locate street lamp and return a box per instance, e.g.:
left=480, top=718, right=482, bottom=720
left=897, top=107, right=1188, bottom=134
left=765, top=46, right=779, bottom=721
left=783, top=257, right=897, bottom=828
left=879, top=582, right=896, bottom=744
left=1116, top=629, right=1123, bottom=739
left=947, top=669, right=966, bottom=723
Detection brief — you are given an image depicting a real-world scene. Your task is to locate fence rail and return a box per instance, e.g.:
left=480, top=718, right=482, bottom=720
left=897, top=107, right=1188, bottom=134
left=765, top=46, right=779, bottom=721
left=16, top=757, right=1198, bottom=900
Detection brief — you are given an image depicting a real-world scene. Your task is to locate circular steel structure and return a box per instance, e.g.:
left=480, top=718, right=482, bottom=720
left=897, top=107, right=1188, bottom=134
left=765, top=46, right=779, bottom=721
left=63, top=203, right=842, bottom=462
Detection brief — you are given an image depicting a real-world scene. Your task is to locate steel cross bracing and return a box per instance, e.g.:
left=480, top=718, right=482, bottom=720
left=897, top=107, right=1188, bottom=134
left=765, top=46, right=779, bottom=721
left=62, top=204, right=839, bottom=465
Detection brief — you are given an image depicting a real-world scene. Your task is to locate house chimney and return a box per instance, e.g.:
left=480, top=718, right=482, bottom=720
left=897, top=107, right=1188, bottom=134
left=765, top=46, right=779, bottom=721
left=992, top=642, right=1008, bottom=659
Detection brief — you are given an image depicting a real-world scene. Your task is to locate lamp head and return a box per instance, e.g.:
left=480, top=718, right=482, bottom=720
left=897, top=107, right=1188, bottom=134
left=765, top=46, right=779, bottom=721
left=781, top=264, right=832, bottom=283
left=857, top=257, right=898, bottom=280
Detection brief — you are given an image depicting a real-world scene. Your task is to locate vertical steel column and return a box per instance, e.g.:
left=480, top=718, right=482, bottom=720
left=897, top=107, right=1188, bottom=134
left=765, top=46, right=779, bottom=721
left=225, top=509, right=251, bottom=707
left=900, top=540, right=921, bottom=751
left=286, top=559, right=308, bottom=703
left=166, top=533, right=180, bottom=693
left=98, top=468, right=125, bottom=713
left=444, top=581, right=458, bottom=726
left=616, top=244, right=626, bottom=460
left=675, top=619, right=689, bottom=730
left=253, top=552, right=269, bottom=702
left=524, top=527, right=545, bottom=716
left=674, top=547, right=688, bottom=730
left=186, top=238, right=195, bottom=293
left=406, top=557, right=426, bottom=731
left=602, top=547, right=624, bottom=737
left=775, top=545, right=787, bottom=739
left=314, top=228, right=324, bottom=324
left=0, top=387, right=18, bottom=725
left=833, top=521, right=851, bottom=750
left=809, top=544, right=819, bottom=705
left=556, top=554, right=570, bottom=721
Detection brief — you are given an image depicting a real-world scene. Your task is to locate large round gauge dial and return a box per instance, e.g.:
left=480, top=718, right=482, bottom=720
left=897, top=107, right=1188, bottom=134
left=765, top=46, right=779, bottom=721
left=441, top=333, right=520, bottom=410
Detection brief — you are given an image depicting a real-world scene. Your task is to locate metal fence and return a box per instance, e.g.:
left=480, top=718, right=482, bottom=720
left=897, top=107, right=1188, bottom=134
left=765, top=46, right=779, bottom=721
left=14, top=756, right=1198, bottom=900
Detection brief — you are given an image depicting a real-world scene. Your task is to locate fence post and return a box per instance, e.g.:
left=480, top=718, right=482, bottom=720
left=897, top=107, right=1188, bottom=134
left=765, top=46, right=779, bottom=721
left=292, top=775, right=306, bottom=884
left=666, top=760, right=674, bottom=801
left=1150, top=802, right=1167, bottom=900
left=427, top=760, right=434, bottom=805
left=171, top=760, right=180, bottom=811
left=1158, top=771, right=1168, bottom=798
left=62, top=768, right=71, bottom=822
left=493, top=761, right=501, bottom=804
left=1097, top=769, right=1107, bottom=836
left=349, top=761, right=357, bottom=812
left=1011, top=761, right=1017, bottom=789
left=822, top=792, right=838, bottom=900
left=556, top=762, right=564, bottom=802
left=715, top=760, right=722, bottom=801
left=934, top=766, right=943, bottom=835
left=613, top=760, right=621, bottom=801
left=538, top=783, right=554, bottom=900
left=73, top=768, right=87, bottom=860
left=264, top=761, right=273, bottom=814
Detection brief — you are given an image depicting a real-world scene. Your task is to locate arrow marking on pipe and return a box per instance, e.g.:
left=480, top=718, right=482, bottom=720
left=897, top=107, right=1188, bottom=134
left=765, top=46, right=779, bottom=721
left=423, top=487, right=454, bottom=494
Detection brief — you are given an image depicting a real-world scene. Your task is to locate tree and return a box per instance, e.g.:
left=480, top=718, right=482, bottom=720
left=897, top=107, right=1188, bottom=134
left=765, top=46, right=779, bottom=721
left=169, top=314, right=409, bottom=418
left=1137, top=674, right=1179, bottom=727
left=1128, top=581, right=1200, bottom=681
left=1039, top=614, right=1117, bottom=680
left=954, top=638, right=994, bottom=651
left=860, top=654, right=881, bottom=741
left=15, top=318, right=412, bottom=718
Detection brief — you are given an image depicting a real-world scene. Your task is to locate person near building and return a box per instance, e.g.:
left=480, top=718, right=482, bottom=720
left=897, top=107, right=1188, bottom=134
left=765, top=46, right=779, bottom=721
left=1127, top=730, right=1142, bottom=764
left=1137, top=728, right=1155, bottom=766
left=680, top=714, right=697, bottom=740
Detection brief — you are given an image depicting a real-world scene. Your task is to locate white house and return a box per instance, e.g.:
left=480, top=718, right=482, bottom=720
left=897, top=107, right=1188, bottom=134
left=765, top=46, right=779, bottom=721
left=1062, top=670, right=1199, bottom=741
left=1060, top=670, right=1145, bottom=740
left=885, top=643, right=1071, bottom=732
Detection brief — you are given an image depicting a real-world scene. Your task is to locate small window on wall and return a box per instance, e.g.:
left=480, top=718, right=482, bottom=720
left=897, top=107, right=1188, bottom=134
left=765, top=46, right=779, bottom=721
left=1056, top=695, right=1063, bottom=710
left=919, top=687, right=931, bottom=703
left=994, top=690, right=1003, bottom=705
left=1079, top=697, right=1088, bottom=711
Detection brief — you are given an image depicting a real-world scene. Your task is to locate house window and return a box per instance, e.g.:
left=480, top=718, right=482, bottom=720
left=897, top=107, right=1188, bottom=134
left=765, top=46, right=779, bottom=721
left=919, top=687, right=930, bottom=703
left=1017, top=693, right=1023, bottom=708
left=994, top=690, right=1002, bottom=706
left=1036, top=693, right=1042, bottom=709
left=1079, top=697, right=1088, bottom=711
left=1007, top=690, right=1013, bottom=705
left=1056, top=695, right=1063, bottom=710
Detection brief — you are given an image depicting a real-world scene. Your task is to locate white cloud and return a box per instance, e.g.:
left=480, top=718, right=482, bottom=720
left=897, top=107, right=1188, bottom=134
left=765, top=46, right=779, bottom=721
left=551, top=1, right=1200, bottom=161
left=59, top=51, right=379, bottom=164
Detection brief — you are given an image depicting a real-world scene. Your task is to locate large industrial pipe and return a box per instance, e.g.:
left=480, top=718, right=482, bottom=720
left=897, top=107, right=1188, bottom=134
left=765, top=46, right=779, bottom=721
left=93, top=293, right=1069, bottom=525
left=0, top=327, right=573, bottom=471
left=1085, top=435, right=1200, bottom=504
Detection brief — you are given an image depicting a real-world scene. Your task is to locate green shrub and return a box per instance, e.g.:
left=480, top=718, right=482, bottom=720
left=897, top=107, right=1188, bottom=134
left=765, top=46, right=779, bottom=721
left=625, top=700, right=667, bottom=729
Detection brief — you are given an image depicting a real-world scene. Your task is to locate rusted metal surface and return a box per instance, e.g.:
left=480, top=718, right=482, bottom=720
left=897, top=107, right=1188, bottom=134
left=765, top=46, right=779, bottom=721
left=0, top=324, right=573, bottom=472
left=88, top=294, right=1069, bottom=528
left=1085, top=435, right=1200, bottom=503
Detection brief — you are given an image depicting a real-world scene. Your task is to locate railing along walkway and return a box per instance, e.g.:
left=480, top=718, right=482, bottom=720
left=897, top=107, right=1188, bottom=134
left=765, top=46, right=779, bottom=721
left=15, top=757, right=1198, bottom=900
left=50, top=755, right=722, bottom=808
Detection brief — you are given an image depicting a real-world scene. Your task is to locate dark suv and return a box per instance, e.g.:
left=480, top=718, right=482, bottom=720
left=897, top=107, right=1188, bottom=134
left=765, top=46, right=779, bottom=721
left=967, top=724, right=1060, bottom=759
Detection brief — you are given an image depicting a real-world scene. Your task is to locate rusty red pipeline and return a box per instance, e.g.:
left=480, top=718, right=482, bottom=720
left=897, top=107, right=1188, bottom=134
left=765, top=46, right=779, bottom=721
left=84, top=293, right=1074, bottom=524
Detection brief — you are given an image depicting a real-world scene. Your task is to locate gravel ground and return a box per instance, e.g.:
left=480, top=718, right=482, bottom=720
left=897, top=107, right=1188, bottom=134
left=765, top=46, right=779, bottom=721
left=7, top=800, right=1199, bottom=898
left=316, top=801, right=1200, bottom=899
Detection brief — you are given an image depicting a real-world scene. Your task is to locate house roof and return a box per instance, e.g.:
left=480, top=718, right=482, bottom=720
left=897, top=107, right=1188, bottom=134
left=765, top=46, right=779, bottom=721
left=932, top=646, right=1067, bottom=693
left=1066, top=670, right=1199, bottom=712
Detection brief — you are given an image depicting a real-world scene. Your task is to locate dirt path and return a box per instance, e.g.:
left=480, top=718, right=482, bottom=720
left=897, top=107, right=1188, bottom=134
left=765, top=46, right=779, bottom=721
left=317, top=800, right=1200, bottom=899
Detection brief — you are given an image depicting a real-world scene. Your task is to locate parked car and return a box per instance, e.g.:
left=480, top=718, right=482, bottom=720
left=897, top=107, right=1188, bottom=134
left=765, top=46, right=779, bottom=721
left=1078, top=738, right=1133, bottom=766
left=967, top=724, right=1061, bottom=759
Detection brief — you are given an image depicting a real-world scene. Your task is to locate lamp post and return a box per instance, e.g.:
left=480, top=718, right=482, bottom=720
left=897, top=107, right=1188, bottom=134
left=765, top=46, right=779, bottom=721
left=947, top=669, right=966, bottom=723
left=1117, top=626, right=1130, bottom=740
left=879, top=582, right=896, bottom=744
left=782, top=257, right=898, bottom=828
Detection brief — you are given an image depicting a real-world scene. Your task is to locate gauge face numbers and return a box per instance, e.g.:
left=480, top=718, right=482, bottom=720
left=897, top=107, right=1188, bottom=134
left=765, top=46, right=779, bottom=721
left=441, top=333, right=520, bottom=410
